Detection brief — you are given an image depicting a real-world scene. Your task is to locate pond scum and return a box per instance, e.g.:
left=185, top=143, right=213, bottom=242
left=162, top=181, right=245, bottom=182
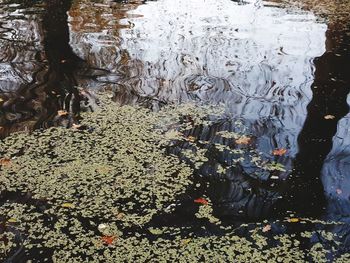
left=0, top=94, right=349, bottom=262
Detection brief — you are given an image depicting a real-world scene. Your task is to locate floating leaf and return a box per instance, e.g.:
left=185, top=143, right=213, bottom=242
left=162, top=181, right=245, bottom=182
left=235, top=136, right=251, bottom=145
left=187, top=136, right=196, bottom=142
left=289, top=218, right=300, bottom=223
left=149, top=228, right=163, bottom=235
left=115, top=212, right=125, bottom=220
left=57, top=110, right=69, bottom=116
left=266, top=162, right=286, bottom=172
left=0, top=158, right=11, bottom=166
left=164, top=129, right=183, bottom=140
left=61, top=203, right=75, bottom=209
left=272, top=148, right=287, bottom=156
left=194, top=198, right=209, bottom=205
left=324, top=115, right=335, bottom=120
left=72, top=123, right=82, bottom=130
left=180, top=238, right=191, bottom=246
left=101, top=235, right=116, bottom=245
left=262, top=224, right=271, bottom=232
left=98, top=224, right=109, bottom=233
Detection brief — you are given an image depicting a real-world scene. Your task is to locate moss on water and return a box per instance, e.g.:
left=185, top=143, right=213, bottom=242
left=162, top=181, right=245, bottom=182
left=0, top=95, right=348, bottom=262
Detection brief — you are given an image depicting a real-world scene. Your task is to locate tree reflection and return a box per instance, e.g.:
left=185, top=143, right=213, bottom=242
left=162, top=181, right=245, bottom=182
left=0, top=0, right=101, bottom=138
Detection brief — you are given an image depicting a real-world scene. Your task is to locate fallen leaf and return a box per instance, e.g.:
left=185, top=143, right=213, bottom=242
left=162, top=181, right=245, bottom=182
left=57, top=110, right=68, bottom=116
left=262, top=224, right=271, bottom=232
left=149, top=228, right=163, bottom=235
left=98, top=223, right=108, bottom=232
left=289, top=218, right=299, bottom=223
left=115, top=212, right=125, bottom=220
left=324, top=115, right=335, bottom=120
left=164, top=129, right=183, bottom=140
left=187, top=136, right=196, bottom=142
left=336, top=189, right=343, bottom=195
left=101, top=235, right=116, bottom=245
left=272, top=148, right=287, bottom=156
left=61, top=203, right=75, bottom=209
left=0, top=158, right=11, bottom=166
left=180, top=238, right=191, bottom=246
left=194, top=198, right=209, bottom=205
left=72, top=123, right=82, bottom=130
left=235, top=136, right=251, bottom=145
left=7, top=218, right=17, bottom=223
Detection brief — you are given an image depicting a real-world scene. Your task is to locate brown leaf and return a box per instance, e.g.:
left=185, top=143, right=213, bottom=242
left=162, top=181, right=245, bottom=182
left=235, top=136, right=251, bottom=145
left=272, top=148, right=287, bottom=156
left=115, top=212, right=125, bottom=220
left=262, top=224, right=271, bottom=232
left=0, top=158, right=11, bottom=166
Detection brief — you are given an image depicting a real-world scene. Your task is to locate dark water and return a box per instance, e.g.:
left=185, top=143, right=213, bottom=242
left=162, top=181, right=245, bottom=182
left=1, top=0, right=350, bottom=259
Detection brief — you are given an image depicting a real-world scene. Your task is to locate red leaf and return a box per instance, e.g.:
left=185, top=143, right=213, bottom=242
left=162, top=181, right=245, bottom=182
left=101, top=235, right=116, bottom=245
left=272, top=148, right=287, bottom=156
left=194, top=198, right=208, bottom=205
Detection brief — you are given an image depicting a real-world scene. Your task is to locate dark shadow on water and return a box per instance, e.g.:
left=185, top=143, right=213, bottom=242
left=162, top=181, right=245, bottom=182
left=0, top=0, right=106, bottom=138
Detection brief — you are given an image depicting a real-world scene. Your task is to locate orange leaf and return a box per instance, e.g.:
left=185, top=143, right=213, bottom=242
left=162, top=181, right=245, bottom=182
left=101, top=235, right=116, bottom=245
left=187, top=136, right=196, bottom=142
left=272, top=148, right=287, bottom=156
left=235, top=136, right=251, bottom=145
left=57, top=110, right=68, bottom=116
left=194, top=198, right=209, bottom=205
left=262, top=224, right=271, bottom=232
left=0, top=158, right=11, bottom=166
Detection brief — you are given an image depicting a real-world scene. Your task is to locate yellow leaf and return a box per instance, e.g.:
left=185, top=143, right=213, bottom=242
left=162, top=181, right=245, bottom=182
left=181, top=238, right=191, bottom=246
left=61, top=203, right=75, bottom=208
left=7, top=218, right=17, bottom=223
left=289, top=218, right=299, bottom=223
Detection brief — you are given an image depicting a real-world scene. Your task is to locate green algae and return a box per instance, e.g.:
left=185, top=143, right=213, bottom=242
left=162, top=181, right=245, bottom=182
left=0, top=94, right=348, bottom=262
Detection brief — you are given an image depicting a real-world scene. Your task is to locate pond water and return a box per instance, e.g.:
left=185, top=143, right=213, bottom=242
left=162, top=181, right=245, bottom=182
left=0, top=0, right=350, bottom=261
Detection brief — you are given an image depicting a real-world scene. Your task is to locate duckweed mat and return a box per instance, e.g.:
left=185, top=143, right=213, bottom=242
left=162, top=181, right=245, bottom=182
left=0, top=95, right=349, bottom=262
